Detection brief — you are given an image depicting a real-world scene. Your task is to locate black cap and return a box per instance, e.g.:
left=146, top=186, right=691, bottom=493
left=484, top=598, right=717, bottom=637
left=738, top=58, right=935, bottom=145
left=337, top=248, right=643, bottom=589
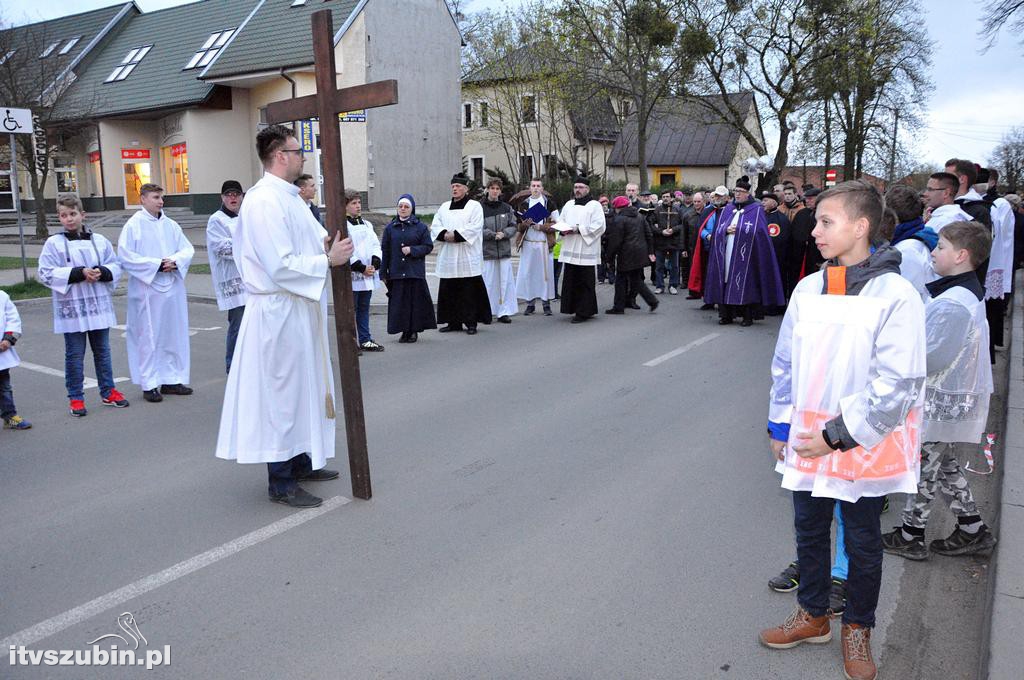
left=221, top=180, right=243, bottom=195
left=451, top=173, right=470, bottom=186
left=573, top=175, right=590, bottom=186
left=804, top=187, right=822, bottom=197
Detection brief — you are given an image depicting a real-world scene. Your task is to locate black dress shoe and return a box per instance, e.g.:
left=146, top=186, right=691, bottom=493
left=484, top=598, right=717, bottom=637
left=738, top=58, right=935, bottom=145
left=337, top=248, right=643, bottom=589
left=269, top=487, right=323, bottom=508
left=298, top=468, right=340, bottom=482
left=570, top=315, right=588, bottom=324
left=160, top=383, right=193, bottom=395
left=718, top=318, right=733, bottom=325
left=543, top=305, right=552, bottom=316
left=740, top=319, right=753, bottom=327
left=498, top=315, right=511, bottom=324
left=524, top=305, right=535, bottom=315
left=700, top=303, right=715, bottom=310
left=398, top=333, right=410, bottom=343
left=438, top=324, right=462, bottom=333
left=465, top=326, right=478, bottom=335
left=605, top=308, right=624, bottom=314
left=143, top=388, right=163, bottom=403
left=407, top=332, right=418, bottom=343
left=649, top=300, right=659, bottom=313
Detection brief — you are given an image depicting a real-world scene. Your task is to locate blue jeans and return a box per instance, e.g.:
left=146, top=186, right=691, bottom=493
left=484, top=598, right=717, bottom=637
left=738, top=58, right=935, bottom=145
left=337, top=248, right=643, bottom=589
left=226, top=305, right=245, bottom=374
left=0, top=368, right=16, bottom=418
left=354, top=290, right=373, bottom=344
left=833, top=503, right=849, bottom=580
left=267, top=453, right=313, bottom=495
left=655, top=250, right=680, bottom=288
left=793, top=491, right=884, bottom=627
left=64, top=329, right=114, bottom=400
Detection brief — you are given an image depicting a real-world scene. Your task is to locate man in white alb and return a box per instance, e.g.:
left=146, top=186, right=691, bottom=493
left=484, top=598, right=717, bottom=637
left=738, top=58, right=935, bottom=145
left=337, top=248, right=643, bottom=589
left=515, top=177, right=558, bottom=316
left=215, top=124, right=354, bottom=509
left=558, top=176, right=606, bottom=323
left=206, top=180, right=247, bottom=374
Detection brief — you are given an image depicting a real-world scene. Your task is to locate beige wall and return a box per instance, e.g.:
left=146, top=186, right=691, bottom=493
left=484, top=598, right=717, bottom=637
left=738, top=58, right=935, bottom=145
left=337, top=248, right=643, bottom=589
left=604, top=164, right=728, bottom=188
left=97, top=119, right=160, bottom=204
left=182, top=92, right=255, bottom=194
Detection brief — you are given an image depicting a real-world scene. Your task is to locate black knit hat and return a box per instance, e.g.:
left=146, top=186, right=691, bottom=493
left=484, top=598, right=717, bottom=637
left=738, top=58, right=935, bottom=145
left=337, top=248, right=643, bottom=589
left=734, top=175, right=752, bottom=191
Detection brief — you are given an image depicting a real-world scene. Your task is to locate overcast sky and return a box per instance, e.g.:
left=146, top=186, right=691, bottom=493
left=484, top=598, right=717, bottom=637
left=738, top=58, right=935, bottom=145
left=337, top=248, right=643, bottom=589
left=4, top=0, right=1021, bottom=169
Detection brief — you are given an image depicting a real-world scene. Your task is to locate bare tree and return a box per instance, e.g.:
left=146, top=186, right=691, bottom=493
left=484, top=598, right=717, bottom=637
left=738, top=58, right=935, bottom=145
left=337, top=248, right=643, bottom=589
left=989, top=126, right=1024, bottom=192
left=978, top=0, right=1024, bottom=52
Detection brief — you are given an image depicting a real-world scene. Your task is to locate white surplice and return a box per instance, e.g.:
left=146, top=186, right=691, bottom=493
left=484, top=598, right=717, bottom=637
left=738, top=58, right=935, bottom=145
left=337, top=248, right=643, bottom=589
left=987, top=196, right=1015, bottom=298
left=431, top=199, right=484, bottom=278
left=925, top=203, right=971, bottom=232
left=894, top=238, right=935, bottom=301
left=206, top=209, right=247, bottom=311
left=0, top=291, right=21, bottom=371
left=349, top=219, right=381, bottom=292
left=482, top=258, right=517, bottom=316
left=37, top=232, right=121, bottom=333
left=515, top=196, right=557, bottom=301
left=117, top=209, right=193, bottom=390
left=215, top=172, right=336, bottom=468
left=557, top=198, right=605, bottom=266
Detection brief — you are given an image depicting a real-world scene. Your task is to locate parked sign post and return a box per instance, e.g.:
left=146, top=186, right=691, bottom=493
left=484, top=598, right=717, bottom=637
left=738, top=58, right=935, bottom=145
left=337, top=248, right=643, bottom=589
left=3, top=107, right=35, bottom=283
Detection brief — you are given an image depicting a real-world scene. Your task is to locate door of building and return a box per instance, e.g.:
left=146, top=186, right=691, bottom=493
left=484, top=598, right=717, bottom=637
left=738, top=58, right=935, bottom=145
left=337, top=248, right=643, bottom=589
left=121, top=149, right=151, bottom=207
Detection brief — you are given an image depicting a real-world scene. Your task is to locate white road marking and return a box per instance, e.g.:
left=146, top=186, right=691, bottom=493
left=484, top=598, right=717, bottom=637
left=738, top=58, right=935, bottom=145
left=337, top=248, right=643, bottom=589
left=0, top=495, right=351, bottom=649
left=16, top=361, right=128, bottom=390
left=643, top=332, right=720, bottom=367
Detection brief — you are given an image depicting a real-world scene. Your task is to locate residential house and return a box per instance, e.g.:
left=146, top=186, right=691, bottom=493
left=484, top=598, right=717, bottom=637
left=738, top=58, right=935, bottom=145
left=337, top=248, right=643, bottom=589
left=778, top=166, right=886, bottom=192
left=6, top=0, right=461, bottom=214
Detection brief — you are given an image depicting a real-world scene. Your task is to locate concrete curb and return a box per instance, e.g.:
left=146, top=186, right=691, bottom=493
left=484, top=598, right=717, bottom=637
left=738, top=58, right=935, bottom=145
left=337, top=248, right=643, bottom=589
left=988, top=269, right=1024, bottom=680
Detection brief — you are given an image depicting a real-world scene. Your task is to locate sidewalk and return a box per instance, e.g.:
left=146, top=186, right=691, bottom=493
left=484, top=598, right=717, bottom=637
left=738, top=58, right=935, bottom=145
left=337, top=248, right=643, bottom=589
left=988, top=269, right=1024, bottom=678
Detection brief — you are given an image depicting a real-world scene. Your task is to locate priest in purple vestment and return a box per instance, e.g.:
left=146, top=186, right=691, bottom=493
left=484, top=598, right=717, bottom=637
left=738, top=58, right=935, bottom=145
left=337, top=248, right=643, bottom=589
left=703, top=177, right=785, bottom=326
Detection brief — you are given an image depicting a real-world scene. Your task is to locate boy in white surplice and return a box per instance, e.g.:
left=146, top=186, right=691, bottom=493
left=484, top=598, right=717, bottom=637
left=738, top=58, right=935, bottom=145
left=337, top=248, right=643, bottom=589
left=38, top=195, right=129, bottom=417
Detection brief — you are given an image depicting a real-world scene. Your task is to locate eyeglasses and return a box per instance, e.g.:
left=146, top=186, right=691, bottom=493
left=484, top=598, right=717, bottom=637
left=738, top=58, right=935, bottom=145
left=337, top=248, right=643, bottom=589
left=280, top=147, right=304, bottom=156
left=923, top=186, right=944, bottom=192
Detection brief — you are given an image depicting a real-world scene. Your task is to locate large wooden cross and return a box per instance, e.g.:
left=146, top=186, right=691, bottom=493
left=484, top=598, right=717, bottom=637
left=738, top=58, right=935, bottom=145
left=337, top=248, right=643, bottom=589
left=265, top=9, right=398, bottom=501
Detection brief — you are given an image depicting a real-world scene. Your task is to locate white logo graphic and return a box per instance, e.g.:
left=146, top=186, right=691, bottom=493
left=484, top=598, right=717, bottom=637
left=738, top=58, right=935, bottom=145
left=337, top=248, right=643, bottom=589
left=87, top=612, right=148, bottom=650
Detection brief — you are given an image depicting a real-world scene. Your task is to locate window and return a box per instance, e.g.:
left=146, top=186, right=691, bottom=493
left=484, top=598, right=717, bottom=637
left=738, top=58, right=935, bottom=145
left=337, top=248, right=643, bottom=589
left=521, top=94, right=538, bottom=125
left=0, top=50, right=14, bottom=65
left=53, top=157, right=78, bottom=193
left=462, top=102, right=473, bottom=130
left=291, top=0, right=308, bottom=6
left=469, top=156, right=485, bottom=185
left=184, top=29, right=234, bottom=70
left=160, top=143, right=189, bottom=194
left=105, top=45, right=152, bottom=82
left=58, top=37, right=80, bottom=55
left=40, top=41, right=60, bottom=58
left=479, top=101, right=489, bottom=127
left=519, top=154, right=535, bottom=183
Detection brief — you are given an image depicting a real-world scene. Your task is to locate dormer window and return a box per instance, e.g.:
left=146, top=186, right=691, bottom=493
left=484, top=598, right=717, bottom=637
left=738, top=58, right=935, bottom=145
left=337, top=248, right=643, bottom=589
left=58, top=37, right=81, bottom=55
left=39, top=41, right=60, bottom=58
left=291, top=0, right=308, bottom=6
left=0, top=49, right=15, bottom=65
left=105, top=45, right=152, bottom=82
left=184, top=29, right=234, bottom=70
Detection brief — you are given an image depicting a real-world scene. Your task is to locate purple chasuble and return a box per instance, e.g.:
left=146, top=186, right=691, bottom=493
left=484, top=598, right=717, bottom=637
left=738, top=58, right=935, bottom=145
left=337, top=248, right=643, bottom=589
left=703, top=200, right=785, bottom=306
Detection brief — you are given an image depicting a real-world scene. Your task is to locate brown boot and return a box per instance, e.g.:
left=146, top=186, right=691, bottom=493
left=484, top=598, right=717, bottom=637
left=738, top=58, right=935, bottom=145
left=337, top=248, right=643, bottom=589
left=758, top=606, right=832, bottom=649
left=841, top=623, right=877, bottom=680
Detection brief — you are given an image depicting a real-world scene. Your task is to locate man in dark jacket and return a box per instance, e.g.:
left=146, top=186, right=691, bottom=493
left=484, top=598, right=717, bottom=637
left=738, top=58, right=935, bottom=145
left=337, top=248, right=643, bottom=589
left=653, top=191, right=687, bottom=294
left=605, top=196, right=658, bottom=314
left=761, top=192, right=792, bottom=307
left=789, top=187, right=823, bottom=287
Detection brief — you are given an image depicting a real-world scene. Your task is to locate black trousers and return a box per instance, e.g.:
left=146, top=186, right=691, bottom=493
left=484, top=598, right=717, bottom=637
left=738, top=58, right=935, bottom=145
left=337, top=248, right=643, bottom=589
left=613, top=269, right=657, bottom=311
left=719, top=304, right=753, bottom=323
left=560, top=263, right=598, bottom=318
left=267, top=453, right=312, bottom=495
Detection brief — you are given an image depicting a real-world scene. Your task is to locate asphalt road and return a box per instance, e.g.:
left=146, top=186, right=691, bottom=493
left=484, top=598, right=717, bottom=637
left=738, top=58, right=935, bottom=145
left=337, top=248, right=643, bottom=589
left=0, top=282, right=1001, bottom=679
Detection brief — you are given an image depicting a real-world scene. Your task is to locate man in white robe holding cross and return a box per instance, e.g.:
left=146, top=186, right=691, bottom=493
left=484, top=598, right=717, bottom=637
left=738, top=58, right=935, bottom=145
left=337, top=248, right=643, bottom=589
left=216, top=124, right=354, bottom=508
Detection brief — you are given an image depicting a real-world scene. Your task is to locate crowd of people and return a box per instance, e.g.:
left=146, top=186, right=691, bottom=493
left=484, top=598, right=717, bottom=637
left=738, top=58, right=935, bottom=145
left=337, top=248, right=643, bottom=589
left=0, top=121, right=1019, bottom=679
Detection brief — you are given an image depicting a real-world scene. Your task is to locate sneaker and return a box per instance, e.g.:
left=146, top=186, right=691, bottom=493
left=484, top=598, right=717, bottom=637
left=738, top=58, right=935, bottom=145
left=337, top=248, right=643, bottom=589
left=881, top=528, right=928, bottom=560
left=758, top=606, right=831, bottom=649
left=102, top=389, right=130, bottom=408
left=655, top=288, right=664, bottom=294
left=297, top=468, right=340, bottom=482
left=143, top=389, right=163, bottom=403
left=669, top=286, right=678, bottom=295
left=69, top=399, right=88, bottom=417
left=929, top=526, right=997, bottom=556
left=543, top=304, right=552, bottom=316
left=769, top=561, right=800, bottom=592
left=829, top=578, right=847, bottom=617
left=360, top=340, right=385, bottom=352
left=3, top=415, right=32, bottom=430
left=269, top=487, right=323, bottom=508
left=841, top=623, right=877, bottom=680
left=524, top=304, right=535, bottom=316
left=160, top=383, right=193, bottom=395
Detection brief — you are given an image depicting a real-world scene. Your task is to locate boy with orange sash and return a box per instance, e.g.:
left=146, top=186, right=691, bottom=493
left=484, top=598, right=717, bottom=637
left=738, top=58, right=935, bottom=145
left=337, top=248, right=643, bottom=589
left=760, top=180, right=926, bottom=680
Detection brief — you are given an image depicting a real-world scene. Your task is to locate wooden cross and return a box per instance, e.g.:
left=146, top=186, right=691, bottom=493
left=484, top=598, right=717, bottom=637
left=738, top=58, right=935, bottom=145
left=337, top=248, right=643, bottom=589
left=265, top=9, right=399, bottom=501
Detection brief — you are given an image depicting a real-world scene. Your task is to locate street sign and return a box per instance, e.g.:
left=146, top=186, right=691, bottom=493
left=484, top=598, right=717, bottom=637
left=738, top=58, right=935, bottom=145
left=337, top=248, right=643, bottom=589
left=1, top=107, right=33, bottom=135
left=825, top=168, right=837, bottom=187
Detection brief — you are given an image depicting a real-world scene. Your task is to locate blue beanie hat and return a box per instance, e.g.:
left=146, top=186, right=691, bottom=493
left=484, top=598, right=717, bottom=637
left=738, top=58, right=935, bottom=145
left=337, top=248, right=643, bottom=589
left=398, top=193, right=416, bottom=214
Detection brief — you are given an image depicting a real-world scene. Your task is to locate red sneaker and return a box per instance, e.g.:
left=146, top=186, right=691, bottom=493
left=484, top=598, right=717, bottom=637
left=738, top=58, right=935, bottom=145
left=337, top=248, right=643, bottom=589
left=102, top=389, right=130, bottom=408
left=69, top=399, right=87, bottom=417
